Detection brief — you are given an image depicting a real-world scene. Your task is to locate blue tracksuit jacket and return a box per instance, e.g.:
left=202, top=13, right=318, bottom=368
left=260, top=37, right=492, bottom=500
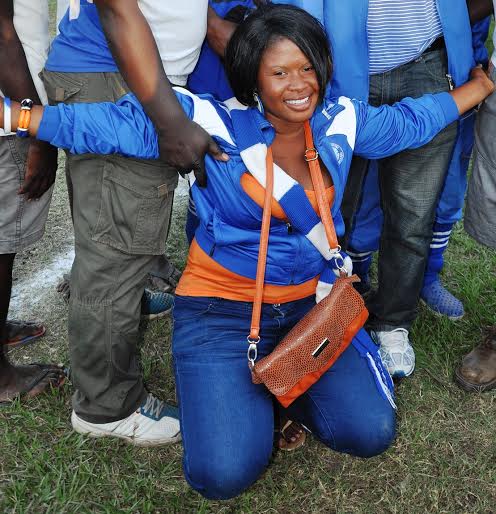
left=36, top=89, right=459, bottom=284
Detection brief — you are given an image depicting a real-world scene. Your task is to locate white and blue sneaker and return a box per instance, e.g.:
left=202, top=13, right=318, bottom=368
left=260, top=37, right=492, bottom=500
left=141, top=289, right=174, bottom=320
left=420, top=280, right=464, bottom=320
left=371, top=328, right=415, bottom=378
left=71, top=394, right=181, bottom=446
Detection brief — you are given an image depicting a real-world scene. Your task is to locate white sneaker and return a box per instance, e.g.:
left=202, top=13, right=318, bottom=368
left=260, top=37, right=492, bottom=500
left=371, top=328, right=415, bottom=378
left=71, top=394, right=181, bottom=447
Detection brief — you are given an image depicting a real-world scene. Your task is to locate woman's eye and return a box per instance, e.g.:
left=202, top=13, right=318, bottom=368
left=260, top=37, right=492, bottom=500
left=304, top=66, right=314, bottom=72
left=274, top=70, right=286, bottom=76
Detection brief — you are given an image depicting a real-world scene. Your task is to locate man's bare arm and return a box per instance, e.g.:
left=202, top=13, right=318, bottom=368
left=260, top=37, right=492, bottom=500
left=466, top=0, right=494, bottom=24
left=94, top=0, right=228, bottom=184
left=207, top=6, right=237, bottom=58
left=0, top=0, right=57, bottom=199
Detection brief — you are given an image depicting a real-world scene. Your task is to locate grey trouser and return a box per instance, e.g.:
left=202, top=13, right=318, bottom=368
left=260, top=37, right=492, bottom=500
left=365, top=49, right=457, bottom=330
left=465, top=65, right=496, bottom=250
left=0, top=136, right=53, bottom=254
left=41, top=70, right=178, bottom=422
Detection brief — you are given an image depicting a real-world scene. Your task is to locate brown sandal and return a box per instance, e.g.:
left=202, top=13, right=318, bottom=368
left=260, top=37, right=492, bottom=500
left=0, top=363, right=66, bottom=406
left=2, top=320, right=46, bottom=349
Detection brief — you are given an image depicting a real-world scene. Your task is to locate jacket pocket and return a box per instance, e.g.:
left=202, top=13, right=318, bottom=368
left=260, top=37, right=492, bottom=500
left=91, top=156, right=178, bottom=255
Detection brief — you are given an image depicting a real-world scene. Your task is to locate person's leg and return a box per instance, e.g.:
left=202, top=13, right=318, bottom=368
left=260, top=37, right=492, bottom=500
left=0, top=253, right=16, bottom=383
left=173, top=294, right=318, bottom=498
left=456, top=66, right=496, bottom=392
left=420, top=112, right=475, bottom=319
left=41, top=71, right=178, bottom=424
left=286, top=329, right=396, bottom=457
left=0, top=134, right=62, bottom=402
left=173, top=296, right=286, bottom=500
left=346, top=160, right=383, bottom=295
left=366, top=50, right=458, bottom=377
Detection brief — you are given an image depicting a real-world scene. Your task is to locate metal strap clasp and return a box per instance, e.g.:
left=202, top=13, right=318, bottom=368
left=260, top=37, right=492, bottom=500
left=247, top=336, right=260, bottom=368
left=304, top=148, right=319, bottom=161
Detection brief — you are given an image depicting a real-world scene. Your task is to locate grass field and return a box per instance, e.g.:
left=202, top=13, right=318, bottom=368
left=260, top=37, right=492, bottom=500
left=0, top=7, right=495, bottom=514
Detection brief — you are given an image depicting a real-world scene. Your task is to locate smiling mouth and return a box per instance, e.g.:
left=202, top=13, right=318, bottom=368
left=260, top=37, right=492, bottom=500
left=284, top=96, right=310, bottom=105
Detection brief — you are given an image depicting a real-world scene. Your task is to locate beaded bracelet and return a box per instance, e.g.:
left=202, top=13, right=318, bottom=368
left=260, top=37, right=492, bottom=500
left=3, top=97, right=11, bottom=134
left=16, top=98, right=34, bottom=138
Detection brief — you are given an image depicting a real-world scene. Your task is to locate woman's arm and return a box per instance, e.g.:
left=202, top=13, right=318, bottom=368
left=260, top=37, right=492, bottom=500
left=354, top=67, right=494, bottom=159
left=0, top=91, right=232, bottom=161
left=0, top=93, right=169, bottom=158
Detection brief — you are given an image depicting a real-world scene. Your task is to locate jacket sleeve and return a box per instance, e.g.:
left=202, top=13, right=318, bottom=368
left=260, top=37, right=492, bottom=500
left=353, top=92, right=460, bottom=160
left=37, top=92, right=194, bottom=159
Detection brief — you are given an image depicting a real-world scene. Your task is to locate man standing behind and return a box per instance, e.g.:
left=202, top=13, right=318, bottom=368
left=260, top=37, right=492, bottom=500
left=42, top=0, right=226, bottom=445
left=0, top=0, right=65, bottom=402
left=457, top=0, right=496, bottom=393
left=275, top=0, right=477, bottom=378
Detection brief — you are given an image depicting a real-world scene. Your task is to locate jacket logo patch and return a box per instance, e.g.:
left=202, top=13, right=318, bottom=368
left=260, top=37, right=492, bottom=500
left=331, top=143, right=344, bottom=164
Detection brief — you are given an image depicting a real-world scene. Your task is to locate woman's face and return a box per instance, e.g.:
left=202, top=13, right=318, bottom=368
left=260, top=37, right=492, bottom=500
left=257, top=37, right=320, bottom=128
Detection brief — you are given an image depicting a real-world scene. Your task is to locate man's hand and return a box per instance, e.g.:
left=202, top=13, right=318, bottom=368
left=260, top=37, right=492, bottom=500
left=159, top=117, right=228, bottom=187
left=19, top=140, right=58, bottom=200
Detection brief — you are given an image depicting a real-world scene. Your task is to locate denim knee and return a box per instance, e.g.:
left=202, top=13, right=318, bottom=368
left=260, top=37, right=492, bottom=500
left=346, top=409, right=396, bottom=458
left=318, top=408, right=396, bottom=458
left=184, top=453, right=269, bottom=500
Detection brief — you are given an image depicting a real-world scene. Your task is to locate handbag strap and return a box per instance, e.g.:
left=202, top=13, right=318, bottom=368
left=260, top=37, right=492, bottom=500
left=247, top=150, right=274, bottom=367
left=247, top=120, right=339, bottom=368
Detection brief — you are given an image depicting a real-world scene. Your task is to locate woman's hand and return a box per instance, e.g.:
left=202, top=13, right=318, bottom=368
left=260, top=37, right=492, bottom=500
left=470, top=65, right=496, bottom=96
left=450, top=65, right=495, bottom=115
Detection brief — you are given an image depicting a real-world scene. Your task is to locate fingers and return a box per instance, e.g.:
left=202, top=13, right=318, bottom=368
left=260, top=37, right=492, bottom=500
left=19, top=169, right=55, bottom=200
left=207, top=137, right=229, bottom=162
left=192, top=157, right=207, bottom=188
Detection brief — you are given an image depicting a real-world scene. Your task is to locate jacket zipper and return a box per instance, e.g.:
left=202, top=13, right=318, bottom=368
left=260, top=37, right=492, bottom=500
left=445, top=73, right=455, bottom=90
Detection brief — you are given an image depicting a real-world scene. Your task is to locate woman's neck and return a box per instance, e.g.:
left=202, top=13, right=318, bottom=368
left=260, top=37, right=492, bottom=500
left=265, top=112, right=306, bottom=140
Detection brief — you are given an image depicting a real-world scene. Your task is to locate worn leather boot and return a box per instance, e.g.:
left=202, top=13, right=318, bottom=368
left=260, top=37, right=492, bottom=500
left=454, top=326, right=496, bottom=392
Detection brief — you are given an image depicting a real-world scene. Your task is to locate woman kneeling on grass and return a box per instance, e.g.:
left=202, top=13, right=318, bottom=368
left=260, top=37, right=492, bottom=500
left=1, top=4, right=493, bottom=501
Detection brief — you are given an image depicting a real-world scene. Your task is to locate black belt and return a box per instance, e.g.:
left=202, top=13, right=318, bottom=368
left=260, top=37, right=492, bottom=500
left=424, top=36, right=445, bottom=54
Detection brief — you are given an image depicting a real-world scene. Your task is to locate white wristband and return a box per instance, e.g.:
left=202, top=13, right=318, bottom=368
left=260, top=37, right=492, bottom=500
left=3, top=97, right=11, bottom=135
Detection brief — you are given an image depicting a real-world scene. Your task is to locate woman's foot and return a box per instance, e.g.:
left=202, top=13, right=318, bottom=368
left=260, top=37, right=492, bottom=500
left=0, top=363, right=66, bottom=405
left=277, top=419, right=306, bottom=451
left=1, top=320, right=46, bottom=349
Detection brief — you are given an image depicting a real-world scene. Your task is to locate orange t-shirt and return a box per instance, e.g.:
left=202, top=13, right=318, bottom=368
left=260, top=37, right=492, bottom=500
left=175, top=173, right=335, bottom=303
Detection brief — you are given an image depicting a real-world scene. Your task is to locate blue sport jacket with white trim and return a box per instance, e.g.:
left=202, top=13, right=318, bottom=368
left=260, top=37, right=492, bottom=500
left=36, top=89, right=459, bottom=285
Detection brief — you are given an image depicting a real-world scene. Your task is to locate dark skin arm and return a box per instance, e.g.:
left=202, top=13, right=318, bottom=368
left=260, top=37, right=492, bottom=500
left=207, top=6, right=237, bottom=58
left=207, top=1, right=268, bottom=58
left=466, top=0, right=494, bottom=24
left=0, top=0, right=57, bottom=200
left=94, top=0, right=228, bottom=185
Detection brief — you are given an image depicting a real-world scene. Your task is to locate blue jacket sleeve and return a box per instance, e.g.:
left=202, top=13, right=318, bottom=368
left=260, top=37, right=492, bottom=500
left=37, top=92, right=194, bottom=159
left=353, top=92, right=460, bottom=160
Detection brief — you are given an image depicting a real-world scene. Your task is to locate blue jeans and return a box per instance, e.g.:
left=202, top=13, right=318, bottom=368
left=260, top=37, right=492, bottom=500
left=173, top=295, right=396, bottom=500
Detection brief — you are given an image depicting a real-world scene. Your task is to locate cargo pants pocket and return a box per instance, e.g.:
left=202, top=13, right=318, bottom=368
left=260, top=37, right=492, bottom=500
left=91, top=156, right=178, bottom=255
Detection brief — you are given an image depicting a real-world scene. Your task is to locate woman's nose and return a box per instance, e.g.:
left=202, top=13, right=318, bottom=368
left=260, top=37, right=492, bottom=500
left=288, top=72, right=306, bottom=91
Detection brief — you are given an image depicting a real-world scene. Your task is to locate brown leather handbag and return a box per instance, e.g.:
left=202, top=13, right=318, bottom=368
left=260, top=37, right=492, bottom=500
left=247, top=121, right=369, bottom=408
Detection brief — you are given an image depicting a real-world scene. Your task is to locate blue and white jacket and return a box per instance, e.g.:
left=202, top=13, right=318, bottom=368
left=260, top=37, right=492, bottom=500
left=37, top=89, right=459, bottom=290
